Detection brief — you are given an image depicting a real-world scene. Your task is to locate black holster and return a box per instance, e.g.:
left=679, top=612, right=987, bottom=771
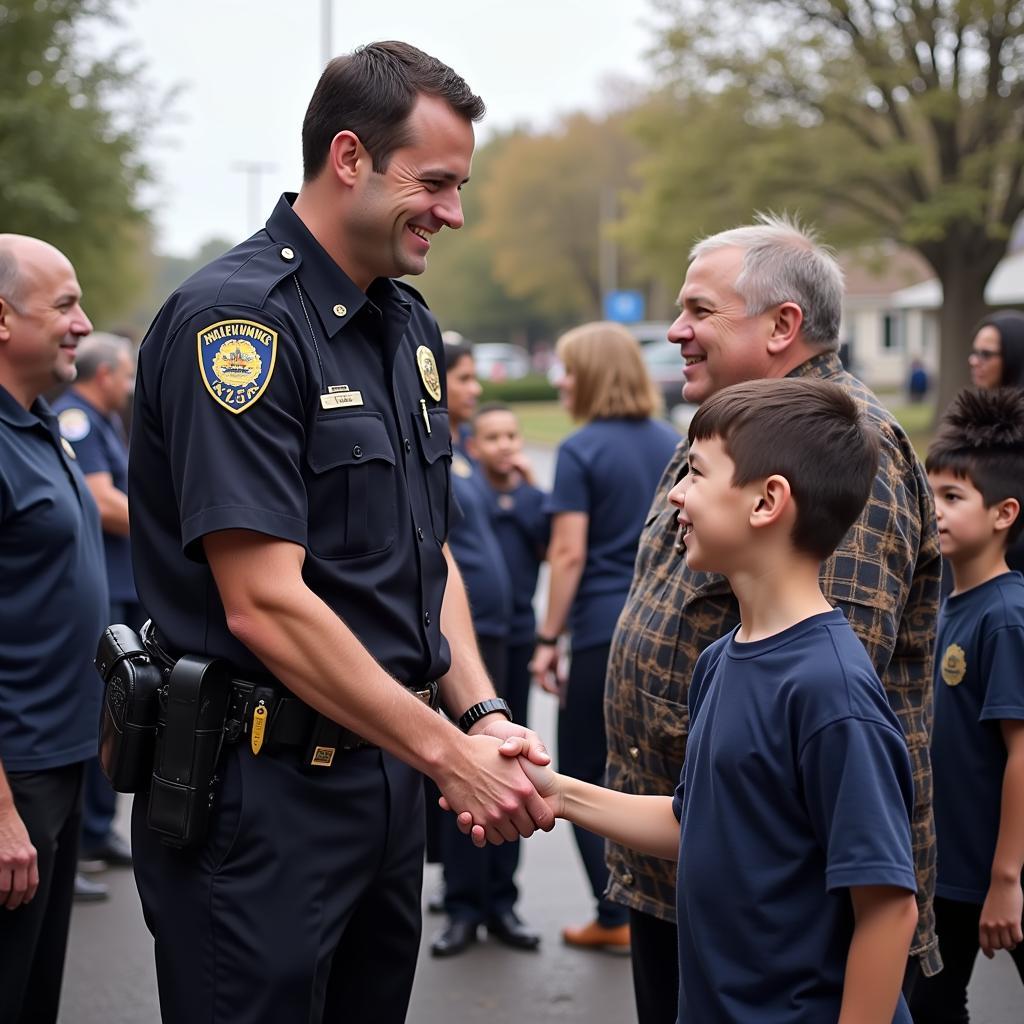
left=95, top=624, right=165, bottom=793
left=147, top=655, right=231, bottom=850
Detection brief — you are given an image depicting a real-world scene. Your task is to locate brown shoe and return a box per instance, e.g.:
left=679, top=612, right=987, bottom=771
left=561, top=920, right=631, bottom=954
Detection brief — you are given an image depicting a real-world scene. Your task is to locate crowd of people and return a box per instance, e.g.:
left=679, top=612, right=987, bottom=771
left=1, top=36, right=1023, bottom=1024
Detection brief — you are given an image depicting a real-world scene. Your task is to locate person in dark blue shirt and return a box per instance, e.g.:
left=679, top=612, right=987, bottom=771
left=531, top=321, right=677, bottom=951
left=911, top=388, right=1024, bottom=1022
left=430, top=348, right=540, bottom=957
left=53, top=332, right=139, bottom=880
left=127, top=44, right=552, bottom=1024
left=0, top=234, right=108, bottom=1024
left=490, top=378, right=919, bottom=1023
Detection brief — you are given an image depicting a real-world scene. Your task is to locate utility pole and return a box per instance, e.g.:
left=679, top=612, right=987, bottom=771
left=231, top=161, right=277, bottom=233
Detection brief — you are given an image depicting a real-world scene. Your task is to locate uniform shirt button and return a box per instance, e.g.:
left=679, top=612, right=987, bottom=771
left=404, top=438, right=412, bottom=453
left=622, top=871, right=634, bottom=885
left=352, top=445, right=362, bottom=458
left=628, top=746, right=640, bottom=761
left=424, top=611, right=431, bottom=627
left=417, top=527, right=425, bottom=541
left=333, top=303, right=347, bottom=317
left=280, top=246, right=294, bottom=261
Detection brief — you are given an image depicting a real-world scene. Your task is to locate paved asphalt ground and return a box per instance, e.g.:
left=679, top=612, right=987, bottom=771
left=58, top=444, right=1022, bottom=1022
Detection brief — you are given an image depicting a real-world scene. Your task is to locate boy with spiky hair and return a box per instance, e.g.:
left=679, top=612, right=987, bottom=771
left=467, top=377, right=920, bottom=1023
left=910, top=388, right=1024, bottom=1021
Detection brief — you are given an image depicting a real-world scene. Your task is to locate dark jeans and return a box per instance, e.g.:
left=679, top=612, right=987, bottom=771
left=81, top=599, right=145, bottom=851
left=909, top=895, right=1024, bottom=1023
left=629, top=907, right=680, bottom=1024
left=441, top=634, right=524, bottom=922
left=558, top=641, right=628, bottom=928
left=0, top=762, right=84, bottom=1024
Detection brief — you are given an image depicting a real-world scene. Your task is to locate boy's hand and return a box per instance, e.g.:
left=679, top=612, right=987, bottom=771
left=980, top=877, right=1024, bottom=957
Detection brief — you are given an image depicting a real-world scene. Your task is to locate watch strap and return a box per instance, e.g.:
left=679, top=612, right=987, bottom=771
left=457, top=697, right=513, bottom=733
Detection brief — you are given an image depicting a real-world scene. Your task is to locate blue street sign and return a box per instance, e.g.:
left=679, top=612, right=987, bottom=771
left=603, top=290, right=645, bottom=323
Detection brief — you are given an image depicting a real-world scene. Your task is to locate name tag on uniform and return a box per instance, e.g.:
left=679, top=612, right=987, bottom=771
left=320, top=385, right=363, bottom=410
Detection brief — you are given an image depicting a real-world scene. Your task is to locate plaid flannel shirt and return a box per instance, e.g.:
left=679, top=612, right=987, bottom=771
left=603, top=351, right=942, bottom=975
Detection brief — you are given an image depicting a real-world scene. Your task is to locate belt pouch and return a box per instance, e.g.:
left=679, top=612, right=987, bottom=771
left=148, top=655, right=230, bottom=849
left=95, top=624, right=165, bottom=793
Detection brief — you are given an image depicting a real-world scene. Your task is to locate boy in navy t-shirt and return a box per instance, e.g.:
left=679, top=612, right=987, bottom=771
left=466, top=378, right=919, bottom=1023
left=467, top=403, right=549, bottom=729
left=910, top=388, right=1024, bottom=1021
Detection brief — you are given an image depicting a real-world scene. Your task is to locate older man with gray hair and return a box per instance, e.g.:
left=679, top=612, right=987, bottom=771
left=601, top=214, right=942, bottom=1021
left=53, top=332, right=138, bottom=885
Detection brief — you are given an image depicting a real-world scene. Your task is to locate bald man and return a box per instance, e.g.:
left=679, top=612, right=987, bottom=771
left=0, top=235, right=108, bottom=1024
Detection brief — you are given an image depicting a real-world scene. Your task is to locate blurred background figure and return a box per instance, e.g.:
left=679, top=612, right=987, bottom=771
left=907, top=358, right=930, bottom=403
left=531, top=321, right=677, bottom=953
left=969, top=311, right=1024, bottom=390
left=430, top=342, right=540, bottom=958
left=52, top=333, right=140, bottom=897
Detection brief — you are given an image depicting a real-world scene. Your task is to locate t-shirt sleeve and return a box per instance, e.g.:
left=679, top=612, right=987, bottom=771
left=673, top=646, right=715, bottom=822
left=980, top=624, right=1024, bottom=723
left=153, top=305, right=309, bottom=560
left=801, top=717, right=917, bottom=894
left=546, top=444, right=590, bottom=515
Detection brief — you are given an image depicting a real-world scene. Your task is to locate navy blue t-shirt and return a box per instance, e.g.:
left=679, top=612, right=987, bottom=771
left=447, top=448, right=513, bottom=640
left=932, top=572, right=1024, bottom=904
left=483, top=478, right=549, bottom=646
left=546, top=417, right=677, bottom=650
left=672, top=609, right=916, bottom=1024
left=0, top=386, right=108, bottom=771
left=52, top=389, right=136, bottom=604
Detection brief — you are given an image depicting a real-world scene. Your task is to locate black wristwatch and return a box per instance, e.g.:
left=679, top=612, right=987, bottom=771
left=457, top=698, right=513, bottom=733
left=534, top=633, right=559, bottom=646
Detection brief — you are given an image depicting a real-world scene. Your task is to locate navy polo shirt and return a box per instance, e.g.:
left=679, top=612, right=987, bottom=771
left=0, top=386, right=107, bottom=771
left=129, top=194, right=452, bottom=684
left=483, top=478, right=548, bottom=646
left=932, top=572, right=1024, bottom=904
left=52, top=389, right=136, bottom=603
left=673, top=610, right=916, bottom=1023
left=447, top=449, right=513, bottom=640
left=546, top=417, right=677, bottom=650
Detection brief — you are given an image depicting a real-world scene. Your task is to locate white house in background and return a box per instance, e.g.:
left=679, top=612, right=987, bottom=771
left=839, top=246, right=1024, bottom=392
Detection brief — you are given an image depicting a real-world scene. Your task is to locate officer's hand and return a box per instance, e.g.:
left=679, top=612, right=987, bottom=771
left=530, top=644, right=564, bottom=697
left=474, top=718, right=551, bottom=767
left=0, top=802, right=39, bottom=910
left=437, top=733, right=555, bottom=845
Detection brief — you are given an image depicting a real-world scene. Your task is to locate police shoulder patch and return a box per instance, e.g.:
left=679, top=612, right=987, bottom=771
left=58, top=407, right=91, bottom=442
left=197, top=318, right=278, bottom=415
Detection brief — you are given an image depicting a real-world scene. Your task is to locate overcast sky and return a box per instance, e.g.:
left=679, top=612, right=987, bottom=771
left=113, top=0, right=658, bottom=256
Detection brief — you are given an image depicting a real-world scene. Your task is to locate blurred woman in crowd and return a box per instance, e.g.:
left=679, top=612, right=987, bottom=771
left=969, top=310, right=1024, bottom=389
left=531, top=322, right=678, bottom=952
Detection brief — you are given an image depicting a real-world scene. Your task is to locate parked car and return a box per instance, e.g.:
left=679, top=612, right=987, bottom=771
left=628, top=321, right=672, bottom=347
left=642, top=340, right=696, bottom=425
left=472, top=343, right=531, bottom=382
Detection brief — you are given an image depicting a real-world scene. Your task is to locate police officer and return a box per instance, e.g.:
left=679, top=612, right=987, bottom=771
left=53, top=333, right=138, bottom=882
left=128, top=41, right=553, bottom=1024
left=0, top=235, right=107, bottom=1024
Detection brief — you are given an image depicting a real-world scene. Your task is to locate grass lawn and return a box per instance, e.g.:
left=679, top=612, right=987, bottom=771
left=517, top=397, right=938, bottom=457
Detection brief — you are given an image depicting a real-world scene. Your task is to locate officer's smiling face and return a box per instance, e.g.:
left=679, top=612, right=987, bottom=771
left=350, top=93, right=474, bottom=285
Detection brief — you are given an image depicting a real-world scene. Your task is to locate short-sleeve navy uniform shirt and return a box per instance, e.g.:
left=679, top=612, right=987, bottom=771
left=0, top=386, right=108, bottom=771
left=129, top=195, right=453, bottom=684
left=52, top=389, right=136, bottom=603
left=673, top=609, right=916, bottom=1023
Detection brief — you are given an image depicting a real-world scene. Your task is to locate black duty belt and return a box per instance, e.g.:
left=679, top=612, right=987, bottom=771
left=142, top=623, right=438, bottom=766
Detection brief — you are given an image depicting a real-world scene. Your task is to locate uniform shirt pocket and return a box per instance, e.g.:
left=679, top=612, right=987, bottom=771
left=306, top=411, right=397, bottom=559
left=414, top=407, right=451, bottom=542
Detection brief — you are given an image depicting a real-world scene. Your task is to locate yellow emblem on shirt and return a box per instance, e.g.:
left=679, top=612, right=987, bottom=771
left=941, top=643, right=967, bottom=687
left=452, top=452, right=472, bottom=478
left=416, top=345, right=442, bottom=402
left=197, top=319, right=277, bottom=414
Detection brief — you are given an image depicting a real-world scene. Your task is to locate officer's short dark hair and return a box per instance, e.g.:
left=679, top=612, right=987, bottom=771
left=688, top=377, right=879, bottom=561
left=926, top=387, right=1024, bottom=545
left=302, top=40, right=485, bottom=180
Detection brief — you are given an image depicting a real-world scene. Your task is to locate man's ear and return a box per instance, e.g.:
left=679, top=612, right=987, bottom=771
left=750, top=474, right=792, bottom=529
left=993, top=496, right=1021, bottom=535
left=766, top=301, right=804, bottom=356
left=328, top=130, right=366, bottom=188
left=0, top=297, right=12, bottom=342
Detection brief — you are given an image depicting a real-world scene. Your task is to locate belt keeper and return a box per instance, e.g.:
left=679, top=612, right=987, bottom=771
left=305, top=715, right=341, bottom=768
left=248, top=685, right=277, bottom=756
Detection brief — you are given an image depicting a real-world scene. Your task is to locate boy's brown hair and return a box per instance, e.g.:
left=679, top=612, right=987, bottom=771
left=688, top=377, right=879, bottom=560
left=926, top=387, right=1024, bottom=545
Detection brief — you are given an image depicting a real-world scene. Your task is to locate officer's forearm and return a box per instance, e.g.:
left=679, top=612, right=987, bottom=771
left=205, top=530, right=459, bottom=776
left=437, top=545, right=498, bottom=721
left=83, top=472, right=130, bottom=536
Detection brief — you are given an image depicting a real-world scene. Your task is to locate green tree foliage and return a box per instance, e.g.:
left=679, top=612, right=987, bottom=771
left=0, top=0, right=156, bottom=324
left=629, top=0, right=1024, bottom=408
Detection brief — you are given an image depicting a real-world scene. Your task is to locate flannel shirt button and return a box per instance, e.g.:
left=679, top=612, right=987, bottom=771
left=628, top=746, right=640, bottom=760
left=621, top=871, right=634, bottom=885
